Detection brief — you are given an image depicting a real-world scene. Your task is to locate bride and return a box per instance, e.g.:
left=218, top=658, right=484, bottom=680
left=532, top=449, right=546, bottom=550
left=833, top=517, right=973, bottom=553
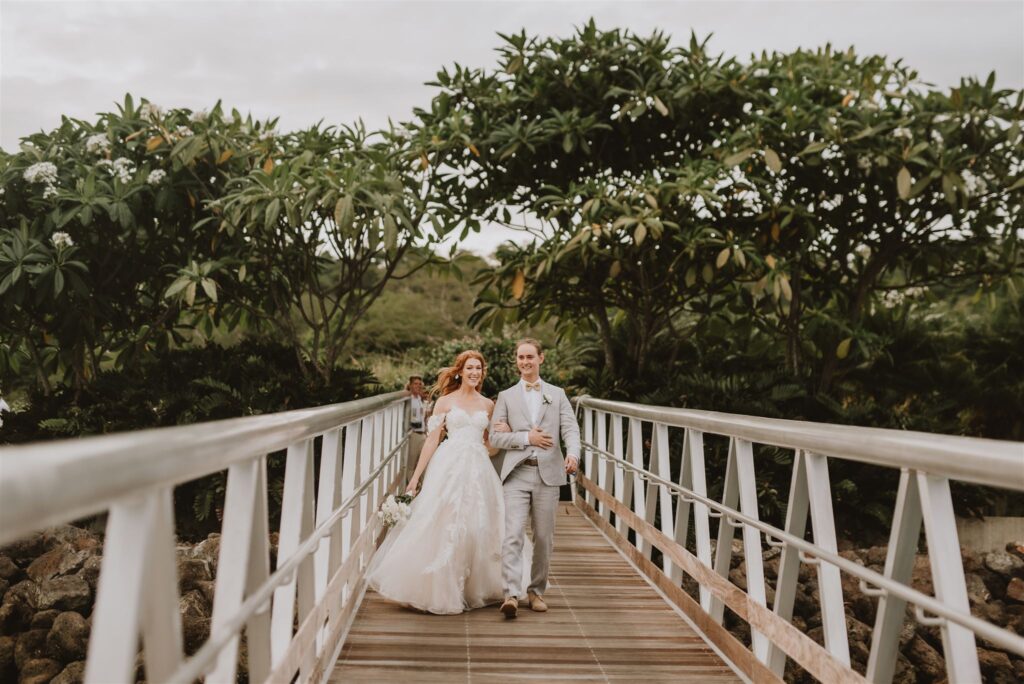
left=365, top=350, right=506, bottom=614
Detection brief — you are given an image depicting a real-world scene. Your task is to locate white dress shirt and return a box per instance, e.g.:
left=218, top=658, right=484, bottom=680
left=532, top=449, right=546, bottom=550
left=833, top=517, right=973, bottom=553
left=517, top=377, right=543, bottom=448
left=410, top=395, right=425, bottom=431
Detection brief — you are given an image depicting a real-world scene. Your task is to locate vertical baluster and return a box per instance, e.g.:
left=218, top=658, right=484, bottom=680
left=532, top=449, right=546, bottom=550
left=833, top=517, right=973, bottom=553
left=583, top=407, right=595, bottom=506
left=626, top=417, right=648, bottom=556
left=645, top=423, right=674, bottom=574
left=209, top=456, right=271, bottom=683
left=918, top=473, right=981, bottom=682
left=867, top=469, right=921, bottom=684
left=597, top=411, right=612, bottom=521
left=611, top=414, right=627, bottom=535
left=804, top=452, right=850, bottom=666
left=85, top=489, right=183, bottom=683
left=358, top=416, right=374, bottom=548
left=671, top=429, right=693, bottom=586
left=339, top=422, right=360, bottom=610
left=687, top=430, right=713, bottom=610
left=734, top=438, right=769, bottom=661
left=710, top=437, right=740, bottom=624
left=382, top=408, right=394, bottom=490
left=314, top=428, right=345, bottom=653
left=768, top=449, right=811, bottom=677
left=271, top=440, right=315, bottom=669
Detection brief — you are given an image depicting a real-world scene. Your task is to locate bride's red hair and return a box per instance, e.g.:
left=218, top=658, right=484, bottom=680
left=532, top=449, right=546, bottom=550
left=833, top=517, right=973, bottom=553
left=432, top=350, right=487, bottom=398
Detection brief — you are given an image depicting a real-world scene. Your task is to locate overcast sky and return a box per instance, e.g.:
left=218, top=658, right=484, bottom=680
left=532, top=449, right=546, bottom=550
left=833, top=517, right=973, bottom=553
left=2, top=0, right=1022, bottom=254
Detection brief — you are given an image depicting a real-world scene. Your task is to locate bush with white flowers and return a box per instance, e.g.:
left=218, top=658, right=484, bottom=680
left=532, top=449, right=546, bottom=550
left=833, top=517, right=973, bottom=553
left=51, top=232, right=74, bottom=249
left=147, top=169, right=167, bottom=186
left=85, top=133, right=111, bottom=154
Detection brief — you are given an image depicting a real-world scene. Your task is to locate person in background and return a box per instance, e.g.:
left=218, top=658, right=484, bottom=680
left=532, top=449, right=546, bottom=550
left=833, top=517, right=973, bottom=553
left=406, top=375, right=431, bottom=471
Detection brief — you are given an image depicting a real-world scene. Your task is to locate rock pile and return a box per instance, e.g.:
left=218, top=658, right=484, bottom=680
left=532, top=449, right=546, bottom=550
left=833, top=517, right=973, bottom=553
left=0, top=525, right=277, bottom=683
left=692, top=539, right=1024, bottom=683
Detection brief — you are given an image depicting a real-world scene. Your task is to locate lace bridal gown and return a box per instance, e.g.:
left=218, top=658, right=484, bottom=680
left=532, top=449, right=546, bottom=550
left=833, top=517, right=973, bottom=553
left=365, top=406, right=508, bottom=614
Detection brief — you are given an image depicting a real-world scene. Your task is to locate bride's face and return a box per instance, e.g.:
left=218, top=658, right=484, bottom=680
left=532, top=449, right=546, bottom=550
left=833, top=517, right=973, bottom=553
left=462, top=358, right=484, bottom=388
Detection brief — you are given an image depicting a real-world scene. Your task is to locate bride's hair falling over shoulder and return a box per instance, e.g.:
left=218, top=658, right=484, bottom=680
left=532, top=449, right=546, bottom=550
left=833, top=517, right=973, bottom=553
left=432, top=349, right=487, bottom=398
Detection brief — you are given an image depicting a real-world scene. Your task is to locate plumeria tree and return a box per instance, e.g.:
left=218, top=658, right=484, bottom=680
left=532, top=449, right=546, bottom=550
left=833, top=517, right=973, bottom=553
left=207, top=122, right=455, bottom=382
left=412, top=23, right=1024, bottom=390
left=0, top=96, right=272, bottom=393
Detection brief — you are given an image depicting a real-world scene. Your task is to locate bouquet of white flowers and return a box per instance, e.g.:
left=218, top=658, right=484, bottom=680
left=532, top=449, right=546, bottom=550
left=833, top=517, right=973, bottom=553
left=378, top=493, right=414, bottom=529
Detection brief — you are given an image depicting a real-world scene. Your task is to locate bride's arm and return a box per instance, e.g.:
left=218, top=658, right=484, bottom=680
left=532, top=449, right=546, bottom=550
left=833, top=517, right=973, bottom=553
left=484, top=400, right=501, bottom=457
left=406, top=402, right=449, bottom=493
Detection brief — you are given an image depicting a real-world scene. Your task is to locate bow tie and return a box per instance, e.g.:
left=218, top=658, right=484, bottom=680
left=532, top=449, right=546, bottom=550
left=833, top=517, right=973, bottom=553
left=524, top=381, right=541, bottom=391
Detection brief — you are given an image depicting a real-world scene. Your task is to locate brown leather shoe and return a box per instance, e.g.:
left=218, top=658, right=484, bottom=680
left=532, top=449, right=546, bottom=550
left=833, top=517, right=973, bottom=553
left=500, top=596, right=518, bottom=619
left=527, top=592, right=548, bottom=612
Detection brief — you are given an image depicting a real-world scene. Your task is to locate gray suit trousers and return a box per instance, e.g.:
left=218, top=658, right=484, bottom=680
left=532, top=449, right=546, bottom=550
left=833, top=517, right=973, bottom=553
left=502, top=462, right=560, bottom=597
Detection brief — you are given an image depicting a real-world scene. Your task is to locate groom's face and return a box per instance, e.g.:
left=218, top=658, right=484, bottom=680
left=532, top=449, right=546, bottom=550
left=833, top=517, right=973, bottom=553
left=516, top=343, right=543, bottom=380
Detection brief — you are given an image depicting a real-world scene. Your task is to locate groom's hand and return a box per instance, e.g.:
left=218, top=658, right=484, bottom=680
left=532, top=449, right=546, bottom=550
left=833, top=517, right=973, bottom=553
left=528, top=427, right=554, bottom=449
left=565, top=455, right=579, bottom=475
left=492, top=421, right=511, bottom=433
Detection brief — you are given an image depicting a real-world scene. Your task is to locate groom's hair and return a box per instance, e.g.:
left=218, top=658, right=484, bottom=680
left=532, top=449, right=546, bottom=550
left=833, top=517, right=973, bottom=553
left=515, top=337, right=544, bottom=355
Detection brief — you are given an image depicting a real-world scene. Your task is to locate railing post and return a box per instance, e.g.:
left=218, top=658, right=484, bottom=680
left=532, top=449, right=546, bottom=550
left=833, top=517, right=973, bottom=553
left=626, top=417, right=649, bottom=556
left=583, top=407, right=595, bottom=506
left=611, top=414, right=627, bottom=535
left=271, top=439, right=316, bottom=670
left=645, top=422, right=674, bottom=575
left=85, top=488, right=183, bottom=683
left=209, top=456, right=272, bottom=683
left=597, top=411, right=612, bottom=521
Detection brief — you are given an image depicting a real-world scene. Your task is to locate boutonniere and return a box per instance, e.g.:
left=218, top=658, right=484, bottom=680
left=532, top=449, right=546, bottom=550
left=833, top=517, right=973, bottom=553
left=542, top=393, right=552, bottom=405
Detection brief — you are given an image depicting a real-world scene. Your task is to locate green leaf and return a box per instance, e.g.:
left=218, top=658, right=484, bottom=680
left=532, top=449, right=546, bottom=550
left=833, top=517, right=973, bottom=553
left=836, top=337, right=852, bottom=360
left=1007, top=176, right=1024, bottom=192
left=334, top=196, right=354, bottom=231
left=764, top=148, right=782, bottom=173
left=185, top=281, right=197, bottom=307
left=634, top=224, right=647, bottom=245
left=265, top=198, right=281, bottom=229
left=716, top=247, right=731, bottom=269
left=652, top=95, right=669, bottom=116
left=201, top=278, right=218, bottom=302
left=897, top=167, right=912, bottom=200
left=238, top=264, right=247, bottom=282
left=52, top=269, right=64, bottom=298
left=562, top=134, right=574, bottom=154
left=724, top=147, right=755, bottom=167
left=799, top=141, right=828, bottom=156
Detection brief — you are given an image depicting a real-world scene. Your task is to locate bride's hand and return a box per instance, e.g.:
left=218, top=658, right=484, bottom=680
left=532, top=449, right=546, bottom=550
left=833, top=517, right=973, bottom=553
left=405, top=477, right=420, bottom=495
left=492, top=421, right=511, bottom=433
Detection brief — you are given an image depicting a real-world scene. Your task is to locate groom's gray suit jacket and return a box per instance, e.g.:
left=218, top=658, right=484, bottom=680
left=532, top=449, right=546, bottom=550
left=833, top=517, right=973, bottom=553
left=489, top=381, right=581, bottom=487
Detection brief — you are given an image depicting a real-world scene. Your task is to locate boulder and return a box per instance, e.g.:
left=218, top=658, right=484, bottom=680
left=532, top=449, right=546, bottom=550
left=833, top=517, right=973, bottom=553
left=18, top=657, right=62, bottom=684
left=903, top=635, right=944, bottom=680
left=0, top=534, right=46, bottom=565
left=29, top=610, right=59, bottom=630
left=0, top=635, right=15, bottom=681
left=176, top=557, right=212, bottom=594
left=1007, top=541, right=1024, bottom=561
left=188, top=534, right=221, bottom=574
left=180, top=589, right=211, bottom=655
left=46, top=612, right=89, bottom=662
left=978, top=647, right=1015, bottom=683
left=0, top=556, right=19, bottom=581
left=76, top=557, right=102, bottom=592
left=52, top=660, right=85, bottom=684
left=13, top=629, right=47, bottom=669
left=37, top=576, right=91, bottom=613
left=26, top=545, right=93, bottom=583
left=1006, top=577, right=1024, bottom=603
left=195, top=580, right=216, bottom=606
left=0, top=581, right=39, bottom=633
left=39, top=527, right=99, bottom=554
left=984, top=551, right=1024, bottom=578
left=865, top=545, right=888, bottom=566
left=965, top=572, right=992, bottom=604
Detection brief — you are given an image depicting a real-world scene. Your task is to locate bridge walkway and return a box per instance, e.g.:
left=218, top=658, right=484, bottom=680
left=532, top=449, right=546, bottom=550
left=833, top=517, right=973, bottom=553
left=331, top=503, right=741, bottom=682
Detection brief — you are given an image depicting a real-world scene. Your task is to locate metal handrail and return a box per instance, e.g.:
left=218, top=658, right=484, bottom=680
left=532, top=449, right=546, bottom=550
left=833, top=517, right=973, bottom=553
left=585, top=442, right=1024, bottom=657
left=0, top=391, right=407, bottom=544
left=169, top=435, right=407, bottom=683
left=577, top=396, right=1024, bottom=491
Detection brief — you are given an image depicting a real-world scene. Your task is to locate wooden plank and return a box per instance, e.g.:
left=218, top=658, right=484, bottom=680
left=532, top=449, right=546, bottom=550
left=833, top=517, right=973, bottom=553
left=579, top=473, right=868, bottom=684
left=576, top=495, right=780, bottom=683
left=330, top=503, right=740, bottom=682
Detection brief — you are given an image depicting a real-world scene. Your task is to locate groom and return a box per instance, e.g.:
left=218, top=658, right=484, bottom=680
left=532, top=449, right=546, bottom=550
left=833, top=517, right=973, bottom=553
left=489, top=338, right=580, bottom=619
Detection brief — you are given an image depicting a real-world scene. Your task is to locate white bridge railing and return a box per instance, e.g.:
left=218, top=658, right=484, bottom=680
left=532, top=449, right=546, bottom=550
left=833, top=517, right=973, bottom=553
left=574, top=396, right=1024, bottom=684
left=0, top=391, right=410, bottom=684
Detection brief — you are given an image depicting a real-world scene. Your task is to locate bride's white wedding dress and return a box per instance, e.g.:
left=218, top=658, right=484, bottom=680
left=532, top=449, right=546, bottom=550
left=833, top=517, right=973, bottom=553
left=366, top=405, right=511, bottom=614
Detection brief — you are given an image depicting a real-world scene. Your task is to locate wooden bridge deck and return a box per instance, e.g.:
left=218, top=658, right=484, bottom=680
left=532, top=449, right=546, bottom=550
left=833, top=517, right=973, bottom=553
left=331, top=503, right=741, bottom=682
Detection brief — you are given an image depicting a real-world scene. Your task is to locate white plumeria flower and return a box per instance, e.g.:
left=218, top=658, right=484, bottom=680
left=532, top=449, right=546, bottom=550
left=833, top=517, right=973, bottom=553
left=857, top=156, right=872, bottom=171
left=960, top=169, right=988, bottom=196
left=175, top=125, right=193, bottom=138
left=147, top=169, right=167, bottom=186
left=931, top=130, right=944, bottom=146
left=752, top=68, right=769, bottom=78
left=139, top=102, right=163, bottom=121
left=106, top=158, right=135, bottom=184
left=874, top=154, right=890, bottom=168
left=85, top=133, right=111, bottom=154
left=189, top=109, right=209, bottom=123
left=23, top=161, right=58, bottom=184
left=258, top=128, right=276, bottom=141
left=51, top=231, right=74, bottom=249
left=42, top=185, right=59, bottom=200
left=892, top=126, right=912, bottom=139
